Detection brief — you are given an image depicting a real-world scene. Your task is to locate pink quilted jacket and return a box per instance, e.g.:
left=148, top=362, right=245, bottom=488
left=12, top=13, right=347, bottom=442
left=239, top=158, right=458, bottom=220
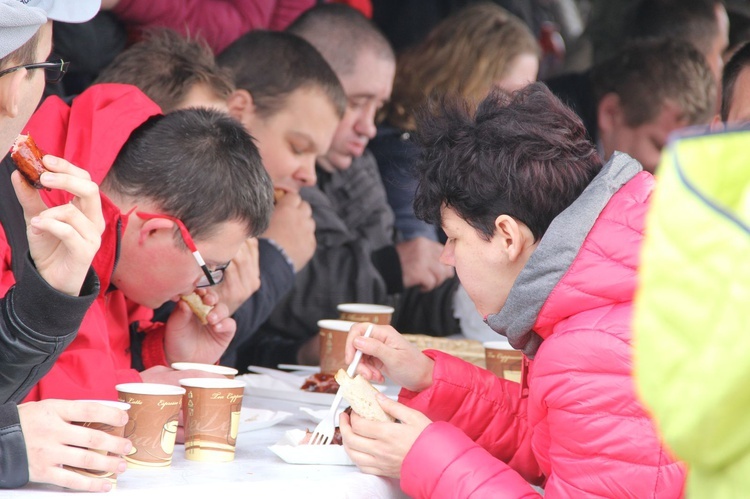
left=399, top=156, right=686, bottom=498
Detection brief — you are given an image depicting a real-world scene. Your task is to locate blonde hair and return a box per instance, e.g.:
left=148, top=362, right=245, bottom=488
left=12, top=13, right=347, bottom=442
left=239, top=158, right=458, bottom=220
left=384, top=2, right=539, bottom=130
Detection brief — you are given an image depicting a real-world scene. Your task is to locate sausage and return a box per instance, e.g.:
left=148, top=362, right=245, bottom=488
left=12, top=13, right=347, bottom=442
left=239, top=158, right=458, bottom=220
left=11, top=134, right=48, bottom=189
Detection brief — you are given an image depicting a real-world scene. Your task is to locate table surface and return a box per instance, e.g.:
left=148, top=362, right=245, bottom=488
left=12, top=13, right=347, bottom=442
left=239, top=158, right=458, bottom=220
left=9, top=376, right=407, bottom=499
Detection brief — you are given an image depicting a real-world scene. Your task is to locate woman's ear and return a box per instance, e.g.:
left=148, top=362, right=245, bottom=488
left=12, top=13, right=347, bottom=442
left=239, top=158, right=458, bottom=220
left=0, top=68, right=26, bottom=118
left=494, top=214, right=533, bottom=262
left=226, top=89, right=255, bottom=125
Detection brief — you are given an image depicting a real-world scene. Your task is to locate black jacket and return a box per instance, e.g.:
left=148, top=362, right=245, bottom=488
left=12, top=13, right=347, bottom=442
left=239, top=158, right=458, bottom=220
left=0, top=154, right=100, bottom=488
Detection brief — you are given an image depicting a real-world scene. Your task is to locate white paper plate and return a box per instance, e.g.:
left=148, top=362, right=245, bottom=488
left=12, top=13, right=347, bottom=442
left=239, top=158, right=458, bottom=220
left=240, top=373, right=389, bottom=407
left=299, top=406, right=345, bottom=426
left=239, top=407, right=292, bottom=433
left=269, top=429, right=354, bottom=466
left=239, top=373, right=337, bottom=406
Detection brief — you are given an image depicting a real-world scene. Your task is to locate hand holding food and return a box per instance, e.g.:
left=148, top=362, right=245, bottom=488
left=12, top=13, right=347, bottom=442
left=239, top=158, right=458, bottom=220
left=334, top=369, right=394, bottom=422
left=262, top=191, right=316, bottom=272
left=180, top=292, right=214, bottom=325
left=11, top=134, right=48, bottom=189
left=165, top=288, right=236, bottom=365
left=339, top=394, right=431, bottom=478
left=10, top=145, right=105, bottom=296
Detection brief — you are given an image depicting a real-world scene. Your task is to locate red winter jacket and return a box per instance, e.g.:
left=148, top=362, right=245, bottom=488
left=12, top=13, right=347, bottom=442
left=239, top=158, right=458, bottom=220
left=112, top=0, right=316, bottom=54
left=2, top=84, right=166, bottom=401
left=398, top=154, right=687, bottom=498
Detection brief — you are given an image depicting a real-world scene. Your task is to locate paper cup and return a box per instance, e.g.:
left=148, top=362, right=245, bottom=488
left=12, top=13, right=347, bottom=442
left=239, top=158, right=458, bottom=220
left=63, top=400, right=130, bottom=486
left=483, top=341, right=523, bottom=382
left=318, top=319, right=356, bottom=375
left=180, top=378, right=246, bottom=462
left=171, top=362, right=238, bottom=379
left=337, top=303, right=394, bottom=325
left=116, top=383, right=185, bottom=469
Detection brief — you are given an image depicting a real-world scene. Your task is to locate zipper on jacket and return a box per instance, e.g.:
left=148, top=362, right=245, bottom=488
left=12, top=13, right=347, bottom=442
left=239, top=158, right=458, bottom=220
left=519, top=355, right=530, bottom=399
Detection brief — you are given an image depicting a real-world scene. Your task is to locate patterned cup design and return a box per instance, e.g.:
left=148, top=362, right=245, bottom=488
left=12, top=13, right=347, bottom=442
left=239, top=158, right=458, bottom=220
left=180, top=378, right=246, bottom=462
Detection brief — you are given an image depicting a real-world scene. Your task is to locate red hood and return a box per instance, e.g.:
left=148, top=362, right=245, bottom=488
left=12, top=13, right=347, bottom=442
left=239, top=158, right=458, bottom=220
left=25, top=84, right=162, bottom=292
left=27, top=83, right=162, bottom=188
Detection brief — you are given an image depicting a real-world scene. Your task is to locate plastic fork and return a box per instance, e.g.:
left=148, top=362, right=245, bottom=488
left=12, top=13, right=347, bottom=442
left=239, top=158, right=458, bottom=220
left=308, top=323, right=374, bottom=445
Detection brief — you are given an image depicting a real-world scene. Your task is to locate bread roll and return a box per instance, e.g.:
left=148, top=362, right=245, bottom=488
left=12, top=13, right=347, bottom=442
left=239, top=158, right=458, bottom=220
left=180, top=292, right=213, bottom=325
left=334, top=369, right=394, bottom=422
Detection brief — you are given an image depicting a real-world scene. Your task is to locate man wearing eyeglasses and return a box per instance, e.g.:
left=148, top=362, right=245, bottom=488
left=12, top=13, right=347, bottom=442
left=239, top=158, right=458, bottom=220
left=0, top=0, right=136, bottom=491
left=2, top=83, right=275, bottom=404
left=0, top=3, right=275, bottom=493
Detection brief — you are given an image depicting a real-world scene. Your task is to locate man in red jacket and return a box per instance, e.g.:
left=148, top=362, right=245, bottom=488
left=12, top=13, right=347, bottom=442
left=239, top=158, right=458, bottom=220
left=1, top=83, right=274, bottom=402
left=340, top=83, right=686, bottom=497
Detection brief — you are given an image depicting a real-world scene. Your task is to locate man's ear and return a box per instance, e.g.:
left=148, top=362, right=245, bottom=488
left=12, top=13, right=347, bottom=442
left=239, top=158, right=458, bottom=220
left=226, top=89, right=255, bottom=125
left=138, top=217, right=177, bottom=246
left=597, top=92, right=624, bottom=136
left=0, top=68, right=26, bottom=118
left=494, top=215, right=532, bottom=262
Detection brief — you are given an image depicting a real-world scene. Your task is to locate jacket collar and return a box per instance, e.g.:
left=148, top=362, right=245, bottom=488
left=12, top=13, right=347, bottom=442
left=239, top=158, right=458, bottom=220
left=485, top=153, right=642, bottom=358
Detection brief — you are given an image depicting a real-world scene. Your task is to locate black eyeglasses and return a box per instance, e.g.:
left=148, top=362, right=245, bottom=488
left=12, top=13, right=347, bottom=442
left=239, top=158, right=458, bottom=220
left=0, top=59, right=69, bottom=84
left=136, top=211, right=231, bottom=288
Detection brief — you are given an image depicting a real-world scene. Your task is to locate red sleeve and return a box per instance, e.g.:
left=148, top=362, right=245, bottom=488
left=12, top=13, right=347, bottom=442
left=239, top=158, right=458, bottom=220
left=140, top=324, right=168, bottom=368
left=113, top=0, right=314, bottom=54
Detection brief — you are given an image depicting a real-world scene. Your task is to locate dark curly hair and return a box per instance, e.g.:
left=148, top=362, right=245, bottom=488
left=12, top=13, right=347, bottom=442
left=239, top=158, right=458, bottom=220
left=414, top=82, right=602, bottom=241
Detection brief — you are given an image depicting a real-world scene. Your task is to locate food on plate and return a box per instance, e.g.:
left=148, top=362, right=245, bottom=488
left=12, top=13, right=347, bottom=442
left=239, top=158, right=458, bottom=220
left=11, top=134, right=48, bottom=189
left=300, top=372, right=339, bottom=394
left=300, top=427, right=343, bottom=445
left=334, top=369, right=394, bottom=422
left=180, top=292, right=213, bottom=325
left=273, top=188, right=286, bottom=203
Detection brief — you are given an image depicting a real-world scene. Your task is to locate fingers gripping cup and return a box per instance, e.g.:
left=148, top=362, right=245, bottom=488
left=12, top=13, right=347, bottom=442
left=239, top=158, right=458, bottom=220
left=63, top=400, right=130, bottom=486
left=484, top=341, right=524, bottom=382
left=337, top=303, right=394, bottom=325
left=179, top=378, right=246, bottom=462
left=318, top=319, right=356, bottom=375
left=116, top=383, right=185, bottom=469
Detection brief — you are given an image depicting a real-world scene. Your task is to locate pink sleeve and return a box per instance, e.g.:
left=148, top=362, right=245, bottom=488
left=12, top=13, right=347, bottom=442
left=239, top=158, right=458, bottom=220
left=113, top=0, right=314, bottom=54
left=399, top=350, right=543, bottom=484
left=401, top=422, right=541, bottom=499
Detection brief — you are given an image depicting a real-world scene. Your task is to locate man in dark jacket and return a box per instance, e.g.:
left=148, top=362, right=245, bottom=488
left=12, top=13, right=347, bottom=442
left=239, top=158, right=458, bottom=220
left=0, top=0, right=131, bottom=491
left=233, top=5, right=459, bottom=368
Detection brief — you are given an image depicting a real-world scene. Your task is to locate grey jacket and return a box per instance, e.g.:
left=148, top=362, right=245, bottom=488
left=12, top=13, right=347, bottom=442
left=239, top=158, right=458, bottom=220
left=238, top=151, right=459, bottom=368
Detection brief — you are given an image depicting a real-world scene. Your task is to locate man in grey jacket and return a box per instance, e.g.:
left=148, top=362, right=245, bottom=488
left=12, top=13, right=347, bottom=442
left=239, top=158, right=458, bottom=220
left=235, top=4, right=460, bottom=368
left=0, top=0, right=131, bottom=491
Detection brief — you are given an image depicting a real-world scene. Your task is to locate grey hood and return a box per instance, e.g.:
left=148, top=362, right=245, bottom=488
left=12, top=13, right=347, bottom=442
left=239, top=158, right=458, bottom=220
left=485, top=152, right=642, bottom=358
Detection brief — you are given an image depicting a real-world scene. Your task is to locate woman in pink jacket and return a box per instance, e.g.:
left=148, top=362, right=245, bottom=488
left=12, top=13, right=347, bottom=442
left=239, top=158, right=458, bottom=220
left=339, top=83, right=686, bottom=498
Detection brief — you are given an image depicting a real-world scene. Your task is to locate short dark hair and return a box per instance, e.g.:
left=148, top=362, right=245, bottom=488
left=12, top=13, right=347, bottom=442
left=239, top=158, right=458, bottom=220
left=631, top=0, right=723, bottom=53
left=217, top=30, right=345, bottom=119
left=414, top=83, right=602, bottom=241
left=287, top=3, right=394, bottom=78
left=102, top=108, right=273, bottom=240
left=95, top=29, right=235, bottom=113
left=592, top=39, right=716, bottom=127
left=721, top=42, right=750, bottom=121
left=0, top=30, right=42, bottom=72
